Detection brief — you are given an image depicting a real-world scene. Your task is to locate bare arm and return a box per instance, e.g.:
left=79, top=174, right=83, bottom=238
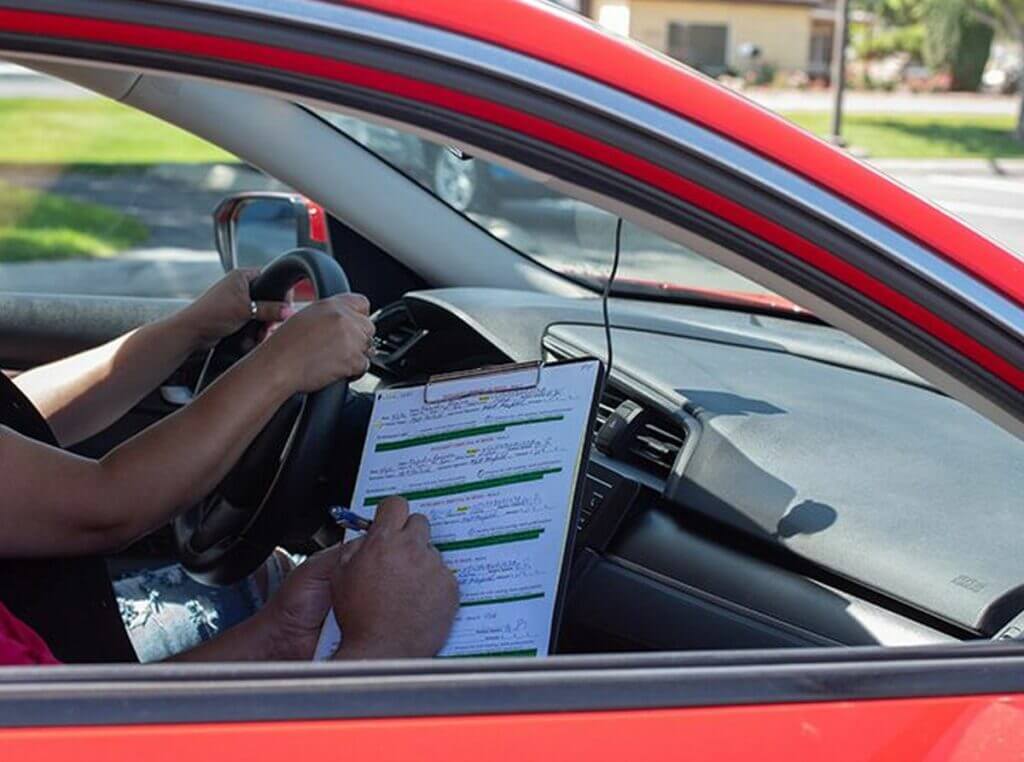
left=13, top=271, right=288, bottom=447
left=0, top=295, right=375, bottom=558
left=14, top=314, right=203, bottom=448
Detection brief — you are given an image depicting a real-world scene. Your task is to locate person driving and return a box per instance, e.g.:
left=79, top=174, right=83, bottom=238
left=0, top=271, right=458, bottom=664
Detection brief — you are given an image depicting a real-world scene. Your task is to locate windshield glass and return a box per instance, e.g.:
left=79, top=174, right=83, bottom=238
left=313, top=110, right=800, bottom=314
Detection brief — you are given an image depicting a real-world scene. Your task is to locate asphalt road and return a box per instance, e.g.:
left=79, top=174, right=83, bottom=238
left=884, top=169, right=1024, bottom=256
left=0, top=166, right=1020, bottom=300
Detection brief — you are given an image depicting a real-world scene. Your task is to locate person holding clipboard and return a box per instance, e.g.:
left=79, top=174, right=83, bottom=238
left=317, top=358, right=604, bottom=660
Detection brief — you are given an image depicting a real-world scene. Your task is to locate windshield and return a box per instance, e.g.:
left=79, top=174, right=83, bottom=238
left=313, top=110, right=801, bottom=315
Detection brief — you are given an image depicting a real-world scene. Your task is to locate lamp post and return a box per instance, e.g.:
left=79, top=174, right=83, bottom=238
left=829, top=0, right=851, bottom=146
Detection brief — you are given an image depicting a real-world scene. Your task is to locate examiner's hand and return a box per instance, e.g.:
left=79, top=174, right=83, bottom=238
left=332, top=497, right=459, bottom=660
left=180, top=269, right=292, bottom=349
left=256, top=540, right=363, bottom=660
left=261, top=293, right=376, bottom=393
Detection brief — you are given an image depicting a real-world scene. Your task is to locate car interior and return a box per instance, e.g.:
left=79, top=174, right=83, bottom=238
left=2, top=57, right=1024, bottom=665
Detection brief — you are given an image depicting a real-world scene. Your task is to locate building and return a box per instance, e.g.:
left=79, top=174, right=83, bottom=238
left=588, top=0, right=836, bottom=80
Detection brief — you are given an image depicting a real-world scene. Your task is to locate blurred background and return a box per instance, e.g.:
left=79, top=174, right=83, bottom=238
left=0, top=0, right=1020, bottom=300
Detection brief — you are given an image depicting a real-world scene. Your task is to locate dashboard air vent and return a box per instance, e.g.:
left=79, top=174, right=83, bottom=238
left=593, top=385, right=685, bottom=480
left=593, top=384, right=627, bottom=435
left=629, top=421, right=685, bottom=477
left=376, top=321, right=420, bottom=356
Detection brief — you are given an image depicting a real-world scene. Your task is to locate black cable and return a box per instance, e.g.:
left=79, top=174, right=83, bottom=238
left=601, top=217, right=623, bottom=382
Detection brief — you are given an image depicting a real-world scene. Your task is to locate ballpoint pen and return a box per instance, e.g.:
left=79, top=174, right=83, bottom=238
left=328, top=505, right=373, bottom=533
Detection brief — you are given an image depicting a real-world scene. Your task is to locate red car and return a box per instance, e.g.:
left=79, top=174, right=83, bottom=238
left=1, top=1, right=1023, bottom=759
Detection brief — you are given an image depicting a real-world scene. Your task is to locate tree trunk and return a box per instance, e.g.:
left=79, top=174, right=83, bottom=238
left=1017, top=93, right=1024, bottom=142
left=1012, top=14, right=1024, bottom=141
left=1018, top=31, right=1024, bottom=142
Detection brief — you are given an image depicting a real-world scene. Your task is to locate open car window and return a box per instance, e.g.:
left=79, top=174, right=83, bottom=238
left=0, top=68, right=286, bottom=299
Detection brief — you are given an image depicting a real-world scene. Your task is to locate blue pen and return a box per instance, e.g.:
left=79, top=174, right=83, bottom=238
left=328, top=505, right=373, bottom=532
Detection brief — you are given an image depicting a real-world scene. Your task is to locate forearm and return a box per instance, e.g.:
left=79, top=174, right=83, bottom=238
left=0, top=343, right=294, bottom=557
left=14, top=311, right=204, bottom=447
left=93, top=344, right=294, bottom=546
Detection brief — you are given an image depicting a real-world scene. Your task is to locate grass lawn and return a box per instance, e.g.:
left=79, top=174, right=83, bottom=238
left=0, top=182, right=148, bottom=262
left=0, top=98, right=236, bottom=164
left=0, top=97, right=1019, bottom=163
left=781, top=112, right=1024, bottom=159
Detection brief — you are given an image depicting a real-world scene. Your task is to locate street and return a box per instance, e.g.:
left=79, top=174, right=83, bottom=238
left=881, top=165, right=1024, bottom=256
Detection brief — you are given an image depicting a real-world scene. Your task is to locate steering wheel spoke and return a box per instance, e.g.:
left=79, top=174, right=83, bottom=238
left=189, top=498, right=252, bottom=555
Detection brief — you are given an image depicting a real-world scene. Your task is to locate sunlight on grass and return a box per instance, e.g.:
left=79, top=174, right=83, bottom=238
left=0, top=98, right=237, bottom=164
left=0, top=182, right=148, bottom=262
left=782, top=112, right=1024, bottom=159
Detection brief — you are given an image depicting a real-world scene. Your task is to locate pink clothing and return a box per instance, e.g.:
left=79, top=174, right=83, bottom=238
left=0, top=601, right=58, bottom=665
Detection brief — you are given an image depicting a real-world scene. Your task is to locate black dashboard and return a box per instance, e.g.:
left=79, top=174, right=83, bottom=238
left=357, top=287, right=1024, bottom=651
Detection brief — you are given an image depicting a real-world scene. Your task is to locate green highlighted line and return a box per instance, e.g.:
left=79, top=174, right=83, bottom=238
left=436, top=529, right=544, bottom=553
left=364, top=468, right=562, bottom=507
left=441, top=649, right=539, bottom=659
left=461, top=592, right=545, bottom=608
left=375, top=415, right=564, bottom=452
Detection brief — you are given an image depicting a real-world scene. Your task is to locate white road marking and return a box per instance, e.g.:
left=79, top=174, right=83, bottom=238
left=937, top=201, right=1024, bottom=221
left=925, top=175, right=1024, bottom=195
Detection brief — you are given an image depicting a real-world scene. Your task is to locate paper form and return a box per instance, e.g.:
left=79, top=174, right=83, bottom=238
left=347, top=360, right=599, bottom=658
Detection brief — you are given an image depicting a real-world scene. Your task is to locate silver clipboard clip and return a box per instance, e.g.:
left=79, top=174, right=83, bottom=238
left=423, top=361, right=542, bottom=404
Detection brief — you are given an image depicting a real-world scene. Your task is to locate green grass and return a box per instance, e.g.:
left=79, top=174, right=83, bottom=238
left=0, top=98, right=1019, bottom=164
left=781, top=112, right=1024, bottom=159
left=0, top=98, right=237, bottom=164
left=0, top=182, right=148, bottom=262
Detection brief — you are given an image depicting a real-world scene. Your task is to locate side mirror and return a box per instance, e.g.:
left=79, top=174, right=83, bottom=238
left=213, top=193, right=329, bottom=272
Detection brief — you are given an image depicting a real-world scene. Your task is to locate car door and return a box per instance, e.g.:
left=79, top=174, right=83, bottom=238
left=0, top=1, right=1022, bottom=759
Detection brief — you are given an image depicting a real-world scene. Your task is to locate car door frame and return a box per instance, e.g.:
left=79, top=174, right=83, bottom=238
left=1, top=0, right=1020, bottom=438
left=0, top=1, right=1023, bottom=754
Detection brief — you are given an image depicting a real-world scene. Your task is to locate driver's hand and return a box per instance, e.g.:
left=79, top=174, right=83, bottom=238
left=261, top=293, right=375, bottom=393
left=332, top=497, right=459, bottom=660
left=180, top=269, right=292, bottom=350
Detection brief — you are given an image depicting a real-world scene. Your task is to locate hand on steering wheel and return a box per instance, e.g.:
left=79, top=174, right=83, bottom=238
left=174, top=249, right=370, bottom=586
left=266, top=293, right=376, bottom=391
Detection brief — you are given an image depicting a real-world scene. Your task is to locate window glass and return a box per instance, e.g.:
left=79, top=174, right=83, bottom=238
left=668, top=22, right=729, bottom=76
left=316, top=110, right=793, bottom=314
left=0, top=67, right=286, bottom=299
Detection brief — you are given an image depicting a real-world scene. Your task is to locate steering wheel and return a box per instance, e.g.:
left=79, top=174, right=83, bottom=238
left=174, top=248, right=351, bottom=586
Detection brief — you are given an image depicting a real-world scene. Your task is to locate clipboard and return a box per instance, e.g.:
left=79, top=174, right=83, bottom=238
left=423, top=361, right=543, bottom=403
left=356, top=356, right=605, bottom=657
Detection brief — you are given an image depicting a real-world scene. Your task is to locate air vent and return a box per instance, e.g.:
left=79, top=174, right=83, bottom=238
left=594, top=385, right=685, bottom=480
left=629, top=420, right=685, bottom=477
left=375, top=321, right=420, bottom=356
left=593, top=385, right=627, bottom=434
left=371, top=303, right=427, bottom=372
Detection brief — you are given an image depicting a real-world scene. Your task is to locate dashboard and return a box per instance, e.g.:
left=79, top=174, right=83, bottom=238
left=353, top=287, right=1024, bottom=651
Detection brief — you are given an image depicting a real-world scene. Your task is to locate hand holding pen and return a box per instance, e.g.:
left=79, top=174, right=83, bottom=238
left=329, top=504, right=374, bottom=533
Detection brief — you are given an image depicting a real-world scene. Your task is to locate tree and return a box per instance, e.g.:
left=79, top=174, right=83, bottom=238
left=924, top=0, right=996, bottom=91
left=860, top=0, right=1023, bottom=139
left=856, top=0, right=923, bottom=25
left=962, top=0, right=1024, bottom=139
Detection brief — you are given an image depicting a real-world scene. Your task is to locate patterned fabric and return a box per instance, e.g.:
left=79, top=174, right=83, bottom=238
left=113, top=553, right=296, bottom=663
left=0, top=600, right=59, bottom=665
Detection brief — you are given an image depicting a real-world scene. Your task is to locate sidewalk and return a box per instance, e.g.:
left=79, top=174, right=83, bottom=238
left=869, top=157, right=1024, bottom=175
left=744, top=88, right=1020, bottom=116
left=0, top=64, right=92, bottom=98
